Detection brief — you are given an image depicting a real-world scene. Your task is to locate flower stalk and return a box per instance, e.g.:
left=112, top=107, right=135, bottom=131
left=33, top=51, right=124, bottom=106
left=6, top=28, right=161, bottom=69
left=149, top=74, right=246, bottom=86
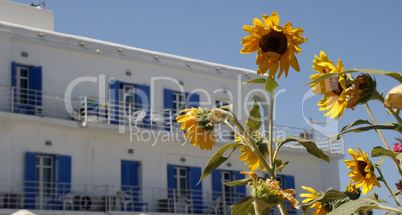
left=364, top=103, right=402, bottom=176
left=375, top=166, right=402, bottom=210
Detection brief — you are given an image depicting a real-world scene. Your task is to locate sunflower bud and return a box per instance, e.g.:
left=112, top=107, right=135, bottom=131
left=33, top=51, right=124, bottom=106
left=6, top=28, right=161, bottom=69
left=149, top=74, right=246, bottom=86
left=384, top=84, right=402, bottom=109
left=210, top=109, right=230, bottom=124
left=241, top=172, right=300, bottom=210
left=345, top=182, right=361, bottom=199
left=346, top=74, right=376, bottom=110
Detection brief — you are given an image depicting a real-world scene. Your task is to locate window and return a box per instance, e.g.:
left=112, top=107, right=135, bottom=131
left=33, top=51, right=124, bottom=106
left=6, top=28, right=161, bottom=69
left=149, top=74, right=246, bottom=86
left=109, top=81, right=150, bottom=125
left=167, top=165, right=203, bottom=214
left=221, top=171, right=233, bottom=204
left=163, top=89, right=200, bottom=131
left=212, top=170, right=245, bottom=206
left=174, top=166, right=188, bottom=198
left=122, top=84, right=136, bottom=115
left=11, top=62, right=42, bottom=115
left=36, top=155, right=53, bottom=197
left=15, top=66, right=29, bottom=104
left=24, top=152, right=71, bottom=209
left=173, top=93, right=186, bottom=114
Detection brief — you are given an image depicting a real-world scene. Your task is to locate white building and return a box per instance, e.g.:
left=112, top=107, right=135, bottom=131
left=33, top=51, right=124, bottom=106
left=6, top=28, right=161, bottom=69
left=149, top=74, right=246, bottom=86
left=0, top=1, right=344, bottom=215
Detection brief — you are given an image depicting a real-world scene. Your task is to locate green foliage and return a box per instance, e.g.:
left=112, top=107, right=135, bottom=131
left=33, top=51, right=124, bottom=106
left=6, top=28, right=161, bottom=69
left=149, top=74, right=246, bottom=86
left=331, top=122, right=401, bottom=143
left=331, top=119, right=371, bottom=143
left=198, top=142, right=242, bottom=184
left=246, top=99, right=262, bottom=134
left=304, top=69, right=402, bottom=85
left=327, top=194, right=387, bottom=215
left=276, top=135, right=330, bottom=163
left=302, top=190, right=348, bottom=215
left=265, top=77, right=279, bottom=93
left=230, top=196, right=255, bottom=215
left=274, top=159, right=289, bottom=172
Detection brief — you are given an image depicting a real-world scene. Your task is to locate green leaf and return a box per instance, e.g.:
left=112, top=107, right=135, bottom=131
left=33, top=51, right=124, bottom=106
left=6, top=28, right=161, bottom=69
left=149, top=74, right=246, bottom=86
left=276, top=161, right=289, bottom=172
left=371, top=146, right=398, bottom=158
left=302, top=190, right=347, bottom=214
left=225, top=177, right=251, bottom=186
left=331, top=120, right=371, bottom=143
left=327, top=193, right=389, bottom=215
left=198, top=142, right=242, bottom=184
left=276, top=135, right=330, bottom=163
left=246, top=99, right=262, bottom=134
left=230, top=196, right=255, bottom=215
left=328, top=122, right=401, bottom=142
left=392, top=190, right=402, bottom=197
left=243, top=78, right=266, bottom=84
left=304, top=69, right=402, bottom=86
left=317, top=190, right=348, bottom=203
left=265, top=77, right=279, bottom=93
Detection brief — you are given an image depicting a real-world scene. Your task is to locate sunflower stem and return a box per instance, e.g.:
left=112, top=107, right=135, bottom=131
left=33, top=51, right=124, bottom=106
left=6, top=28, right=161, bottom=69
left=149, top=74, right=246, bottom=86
left=375, top=166, right=402, bottom=210
left=269, top=89, right=275, bottom=178
left=364, top=103, right=402, bottom=176
left=227, top=113, right=275, bottom=178
left=253, top=198, right=267, bottom=215
left=278, top=201, right=289, bottom=215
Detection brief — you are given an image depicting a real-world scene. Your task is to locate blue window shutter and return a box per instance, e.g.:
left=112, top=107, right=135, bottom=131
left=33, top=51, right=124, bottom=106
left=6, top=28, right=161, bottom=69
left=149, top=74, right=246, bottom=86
left=190, top=167, right=203, bottom=214
left=58, top=155, right=72, bottom=195
left=137, top=84, right=150, bottom=127
left=235, top=171, right=246, bottom=200
left=164, top=89, right=174, bottom=131
left=11, top=62, right=17, bottom=87
left=167, top=164, right=176, bottom=199
left=110, top=81, right=121, bottom=124
left=29, top=66, right=42, bottom=107
left=285, top=175, right=295, bottom=189
left=164, top=89, right=174, bottom=109
left=212, top=169, right=222, bottom=200
left=187, top=93, right=200, bottom=108
left=11, top=62, right=17, bottom=112
left=24, top=152, right=36, bottom=209
left=121, top=161, right=140, bottom=211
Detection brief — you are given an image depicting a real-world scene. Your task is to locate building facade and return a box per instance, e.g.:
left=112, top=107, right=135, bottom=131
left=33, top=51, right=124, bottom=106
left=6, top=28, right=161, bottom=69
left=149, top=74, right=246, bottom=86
left=0, top=1, right=344, bottom=215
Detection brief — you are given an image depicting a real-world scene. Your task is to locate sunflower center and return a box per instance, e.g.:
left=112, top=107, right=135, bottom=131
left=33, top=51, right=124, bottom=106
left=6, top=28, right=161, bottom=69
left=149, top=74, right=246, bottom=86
left=358, top=161, right=368, bottom=177
left=259, top=30, right=287, bottom=55
left=329, top=76, right=343, bottom=95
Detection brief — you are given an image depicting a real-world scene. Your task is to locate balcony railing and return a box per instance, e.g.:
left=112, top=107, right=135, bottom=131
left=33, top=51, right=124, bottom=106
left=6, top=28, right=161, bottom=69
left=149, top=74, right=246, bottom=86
left=0, top=85, right=344, bottom=155
left=0, top=180, right=242, bottom=214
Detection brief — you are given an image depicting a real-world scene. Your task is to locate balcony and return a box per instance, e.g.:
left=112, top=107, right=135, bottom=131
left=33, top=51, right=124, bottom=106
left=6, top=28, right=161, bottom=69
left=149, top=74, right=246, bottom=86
left=0, top=85, right=344, bottom=155
left=0, top=179, right=243, bottom=214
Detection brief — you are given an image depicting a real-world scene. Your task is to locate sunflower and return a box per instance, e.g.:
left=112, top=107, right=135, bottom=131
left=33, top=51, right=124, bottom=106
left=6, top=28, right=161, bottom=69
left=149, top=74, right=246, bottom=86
left=317, top=75, right=349, bottom=120
left=237, top=132, right=268, bottom=171
left=300, top=186, right=328, bottom=215
left=241, top=11, right=307, bottom=78
left=176, top=108, right=216, bottom=150
left=310, top=51, right=342, bottom=95
left=343, top=147, right=381, bottom=194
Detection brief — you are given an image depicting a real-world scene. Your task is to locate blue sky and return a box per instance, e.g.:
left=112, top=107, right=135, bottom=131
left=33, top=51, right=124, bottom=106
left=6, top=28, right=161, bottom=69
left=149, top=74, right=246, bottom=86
left=11, top=0, right=402, bottom=212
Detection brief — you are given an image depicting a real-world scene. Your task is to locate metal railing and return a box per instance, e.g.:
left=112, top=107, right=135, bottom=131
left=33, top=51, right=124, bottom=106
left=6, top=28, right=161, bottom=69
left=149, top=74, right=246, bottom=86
left=0, top=85, right=344, bottom=155
left=0, top=180, right=243, bottom=214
